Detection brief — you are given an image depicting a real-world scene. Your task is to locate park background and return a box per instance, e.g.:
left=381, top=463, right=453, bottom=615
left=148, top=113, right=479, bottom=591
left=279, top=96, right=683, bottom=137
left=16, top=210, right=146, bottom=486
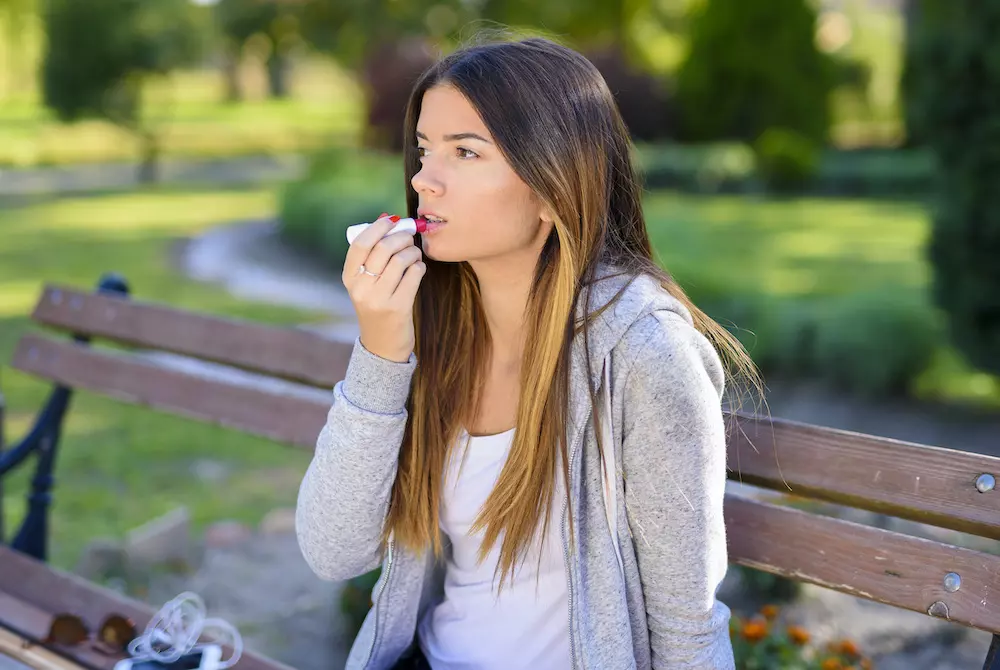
left=2, top=0, right=999, bottom=668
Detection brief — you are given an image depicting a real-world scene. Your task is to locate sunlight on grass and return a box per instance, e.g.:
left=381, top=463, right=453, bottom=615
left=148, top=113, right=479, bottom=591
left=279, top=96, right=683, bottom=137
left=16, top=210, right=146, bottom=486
left=644, top=191, right=930, bottom=298
left=24, top=190, right=276, bottom=234
left=0, top=59, right=364, bottom=167
left=0, top=279, right=42, bottom=317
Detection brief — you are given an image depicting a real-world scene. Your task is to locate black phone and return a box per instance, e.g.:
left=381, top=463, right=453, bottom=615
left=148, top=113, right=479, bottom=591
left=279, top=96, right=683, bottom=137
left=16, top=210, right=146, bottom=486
left=113, top=645, right=222, bottom=670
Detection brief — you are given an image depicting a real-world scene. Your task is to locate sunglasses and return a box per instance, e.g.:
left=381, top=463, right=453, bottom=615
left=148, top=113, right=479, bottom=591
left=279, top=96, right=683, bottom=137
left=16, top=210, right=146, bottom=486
left=43, top=612, right=138, bottom=654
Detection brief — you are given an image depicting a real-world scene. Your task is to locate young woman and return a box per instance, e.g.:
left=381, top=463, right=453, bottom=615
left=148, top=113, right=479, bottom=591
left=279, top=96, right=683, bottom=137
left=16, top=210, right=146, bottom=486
left=296, top=35, right=762, bottom=670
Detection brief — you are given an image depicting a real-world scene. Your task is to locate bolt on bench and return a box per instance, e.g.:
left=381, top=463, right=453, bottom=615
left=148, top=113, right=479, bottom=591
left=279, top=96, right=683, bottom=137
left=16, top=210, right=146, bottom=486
left=3, top=274, right=1000, bottom=669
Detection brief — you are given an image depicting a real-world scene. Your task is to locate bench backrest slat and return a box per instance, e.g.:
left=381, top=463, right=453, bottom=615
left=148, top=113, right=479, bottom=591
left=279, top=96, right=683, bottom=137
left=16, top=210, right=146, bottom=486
left=727, top=494, right=1000, bottom=633
left=727, top=413, right=1000, bottom=540
left=0, top=546, right=294, bottom=670
left=31, top=284, right=352, bottom=388
left=11, top=334, right=330, bottom=449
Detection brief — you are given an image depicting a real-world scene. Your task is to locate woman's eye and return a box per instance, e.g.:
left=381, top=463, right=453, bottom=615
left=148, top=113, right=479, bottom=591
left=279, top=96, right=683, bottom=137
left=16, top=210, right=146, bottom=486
left=457, top=147, right=479, bottom=159
left=416, top=146, right=427, bottom=158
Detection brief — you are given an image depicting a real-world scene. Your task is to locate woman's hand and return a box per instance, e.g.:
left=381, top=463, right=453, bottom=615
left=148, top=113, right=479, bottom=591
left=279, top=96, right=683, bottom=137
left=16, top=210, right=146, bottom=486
left=342, top=213, right=427, bottom=363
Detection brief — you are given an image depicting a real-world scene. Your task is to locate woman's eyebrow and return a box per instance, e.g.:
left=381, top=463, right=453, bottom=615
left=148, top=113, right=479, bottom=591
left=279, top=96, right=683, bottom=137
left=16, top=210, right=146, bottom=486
left=416, top=130, right=493, bottom=144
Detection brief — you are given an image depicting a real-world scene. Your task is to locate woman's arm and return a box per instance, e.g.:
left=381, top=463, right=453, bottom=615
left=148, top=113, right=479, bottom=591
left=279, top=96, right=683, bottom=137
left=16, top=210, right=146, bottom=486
left=295, top=337, right=416, bottom=581
left=620, top=311, right=735, bottom=670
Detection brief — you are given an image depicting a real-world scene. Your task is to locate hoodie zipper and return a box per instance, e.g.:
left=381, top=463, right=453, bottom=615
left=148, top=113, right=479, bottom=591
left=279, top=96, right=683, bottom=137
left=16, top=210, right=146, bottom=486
left=362, top=535, right=394, bottom=669
left=562, top=407, right=592, bottom=670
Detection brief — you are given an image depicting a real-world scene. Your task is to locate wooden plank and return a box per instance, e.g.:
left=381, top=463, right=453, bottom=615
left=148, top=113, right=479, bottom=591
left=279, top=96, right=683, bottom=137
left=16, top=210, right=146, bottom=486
left=0, top=546, right=294, bottom=670
left=726, top=494, right=1000, bottom=633
left=11, top=335, right=330, bottom=449
left=726, top=412, right=1000, bottom=540
left=0, top=625, right=85, bottom=670
left=31, top=285, right=352, bottom=389
left=0, top=594, right=89, bottom=670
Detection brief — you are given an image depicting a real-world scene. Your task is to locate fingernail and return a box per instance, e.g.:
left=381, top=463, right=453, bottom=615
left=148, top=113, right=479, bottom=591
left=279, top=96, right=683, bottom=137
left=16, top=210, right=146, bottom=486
left=379, top=212, right=389, bottom=219
left=389, top=215, right=401, bottom=223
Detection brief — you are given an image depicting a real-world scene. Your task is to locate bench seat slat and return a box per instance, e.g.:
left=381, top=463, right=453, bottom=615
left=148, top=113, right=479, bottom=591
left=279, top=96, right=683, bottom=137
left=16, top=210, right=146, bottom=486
left=31, top=284, right=352, bottom=388
left=0, top=546, right=294, bottom=670
left=727, top=413, right=1000, bottom=541
left=727, top=494, right=1000, bottom=633
left=11, top=335, right=330, bottom=449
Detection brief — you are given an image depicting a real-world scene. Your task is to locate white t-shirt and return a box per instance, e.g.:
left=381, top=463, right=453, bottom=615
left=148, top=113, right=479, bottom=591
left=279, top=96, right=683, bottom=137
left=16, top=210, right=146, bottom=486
left=417, top=427, right=572, bottom=669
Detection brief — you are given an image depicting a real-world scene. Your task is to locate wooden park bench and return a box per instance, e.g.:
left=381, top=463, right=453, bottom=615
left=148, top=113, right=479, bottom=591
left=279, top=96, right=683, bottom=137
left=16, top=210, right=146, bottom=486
left=3, top=273, right=1000, bottom=669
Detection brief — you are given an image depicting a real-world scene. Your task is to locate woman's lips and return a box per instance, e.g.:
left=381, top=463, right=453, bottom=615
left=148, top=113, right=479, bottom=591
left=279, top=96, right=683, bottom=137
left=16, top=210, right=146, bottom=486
left=422, top=219, right=446, bottom=234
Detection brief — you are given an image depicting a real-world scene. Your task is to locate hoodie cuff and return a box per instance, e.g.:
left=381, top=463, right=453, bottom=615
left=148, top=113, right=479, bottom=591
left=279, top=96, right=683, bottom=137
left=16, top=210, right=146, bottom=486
left=341, top=337, right=417, bottom=414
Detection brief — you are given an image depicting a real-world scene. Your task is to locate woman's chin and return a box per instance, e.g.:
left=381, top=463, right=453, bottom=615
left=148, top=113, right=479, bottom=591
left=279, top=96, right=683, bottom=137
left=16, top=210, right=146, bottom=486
left=420, top=239, right=459, bottom=264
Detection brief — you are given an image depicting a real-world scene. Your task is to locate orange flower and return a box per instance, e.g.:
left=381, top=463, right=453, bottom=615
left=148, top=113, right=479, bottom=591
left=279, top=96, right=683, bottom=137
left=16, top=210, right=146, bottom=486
left=786, top=625, right=810, bottom=645
left=839, top=639, right=861, bottom=657
left=760, top=604, right=780, bottom=620
left=741, top=619, right=769, bottom=643
left=821, top=659, right=843, bottom=670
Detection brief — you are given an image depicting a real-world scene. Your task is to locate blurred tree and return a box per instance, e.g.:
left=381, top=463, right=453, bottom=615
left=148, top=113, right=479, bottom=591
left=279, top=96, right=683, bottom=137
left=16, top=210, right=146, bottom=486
left=0, top=0, right=34, bottom=90
left=478, top=0, right=644, bottom=53
left=301, top=0, right=675, bottom=148
left=300, top=0, right=472, bottom=151
left=215, top=0, right=306, bottom=100
left=674, top=0, right=836, bottom=145
left=904, top=1, right=1000, bottom=377
left=41, top=0, right=205, bottom=181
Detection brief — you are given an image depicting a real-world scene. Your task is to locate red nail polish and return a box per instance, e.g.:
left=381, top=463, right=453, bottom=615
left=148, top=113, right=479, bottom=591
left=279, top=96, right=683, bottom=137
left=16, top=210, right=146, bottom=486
left=389, top=215, right=401, bottom=223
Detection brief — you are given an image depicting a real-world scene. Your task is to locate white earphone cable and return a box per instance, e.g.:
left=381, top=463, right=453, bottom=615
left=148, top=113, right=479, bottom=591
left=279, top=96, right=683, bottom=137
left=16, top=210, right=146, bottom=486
left=125, top=592, right=243, bottom=669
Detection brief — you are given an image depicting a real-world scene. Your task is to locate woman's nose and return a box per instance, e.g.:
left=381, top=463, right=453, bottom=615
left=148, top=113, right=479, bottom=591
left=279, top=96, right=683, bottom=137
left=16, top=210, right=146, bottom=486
left=411, top=164, right=444, bottom=197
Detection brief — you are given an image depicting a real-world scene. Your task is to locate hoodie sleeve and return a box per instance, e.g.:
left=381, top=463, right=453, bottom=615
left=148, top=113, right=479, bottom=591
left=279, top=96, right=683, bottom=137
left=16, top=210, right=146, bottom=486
left=620, top=310, right=735, bottom=670
left=295, top=337, right=416, bottom=581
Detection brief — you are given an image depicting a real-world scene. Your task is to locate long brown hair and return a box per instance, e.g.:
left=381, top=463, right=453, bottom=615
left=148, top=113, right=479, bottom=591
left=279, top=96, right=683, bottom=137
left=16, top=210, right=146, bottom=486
left=383, top=34, right=764, bottom=589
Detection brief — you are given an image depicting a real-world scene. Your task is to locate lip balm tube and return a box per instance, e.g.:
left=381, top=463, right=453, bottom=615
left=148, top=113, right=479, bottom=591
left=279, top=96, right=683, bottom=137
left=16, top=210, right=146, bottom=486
left=346, top=217, right=428, bottom=245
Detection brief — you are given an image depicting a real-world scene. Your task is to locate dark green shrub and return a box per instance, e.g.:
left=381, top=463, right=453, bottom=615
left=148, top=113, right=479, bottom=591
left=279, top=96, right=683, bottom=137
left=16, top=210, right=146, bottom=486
left=904, top=0, right=1000, bottom=378
left=675, top=0, right=836, bottom=145
left=41, top=0, right=206, bottom=181
left=811, top=291, right=942, bottom=397
left=636, top=143, right=932, bottom=198
left=586, top=45, right=677, bottom=142
left=707, top=288, right=941, bottom=398
left=636, top=143, right=757, bottom=193
left=812, top=148, right=933, bottom=198
left=752, top=128, right=820, bottom=193
left=278, top=149, right=405, bottom=270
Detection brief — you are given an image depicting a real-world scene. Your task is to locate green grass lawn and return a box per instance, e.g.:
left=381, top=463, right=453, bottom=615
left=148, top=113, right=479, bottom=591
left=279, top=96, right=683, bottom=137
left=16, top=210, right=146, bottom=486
left=0, top=186, right=326, bottom=570
left=644, top=192, right=929, bottom=299
left=0, top=60, right=364, bottom=167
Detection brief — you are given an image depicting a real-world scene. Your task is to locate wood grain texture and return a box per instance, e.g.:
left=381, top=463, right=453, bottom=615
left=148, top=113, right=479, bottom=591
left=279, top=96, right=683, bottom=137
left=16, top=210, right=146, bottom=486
left=11, top=335, right=330, bottom=449
left=31, top=285, right=352, bottom=388
left=727, top=412, right=1000, bottom=539
left=727, top=494, right=1000, bottom=633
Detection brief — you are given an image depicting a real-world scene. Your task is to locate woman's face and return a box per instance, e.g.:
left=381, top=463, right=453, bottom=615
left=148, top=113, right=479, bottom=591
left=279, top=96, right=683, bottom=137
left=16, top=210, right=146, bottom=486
left=411, top=84, right=552, bottom=264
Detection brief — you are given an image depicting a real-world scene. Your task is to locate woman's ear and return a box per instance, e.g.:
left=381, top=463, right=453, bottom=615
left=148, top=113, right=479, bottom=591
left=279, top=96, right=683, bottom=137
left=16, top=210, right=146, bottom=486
left=539, top=202, right=556, bottom=226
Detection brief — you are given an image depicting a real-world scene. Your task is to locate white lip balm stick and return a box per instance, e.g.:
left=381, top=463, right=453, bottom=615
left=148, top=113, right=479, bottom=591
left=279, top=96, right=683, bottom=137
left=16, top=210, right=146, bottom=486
left=346, top=217, right=428, bottom=245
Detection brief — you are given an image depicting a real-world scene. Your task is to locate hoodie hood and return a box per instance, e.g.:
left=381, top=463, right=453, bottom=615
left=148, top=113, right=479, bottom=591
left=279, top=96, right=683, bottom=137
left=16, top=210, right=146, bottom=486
left=571, top=261, right=696, bottom=390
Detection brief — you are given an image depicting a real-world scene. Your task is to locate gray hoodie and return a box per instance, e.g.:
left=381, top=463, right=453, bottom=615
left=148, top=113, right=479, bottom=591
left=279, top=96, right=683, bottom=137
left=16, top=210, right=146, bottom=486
left=295, top=265, right=736, bottom=669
